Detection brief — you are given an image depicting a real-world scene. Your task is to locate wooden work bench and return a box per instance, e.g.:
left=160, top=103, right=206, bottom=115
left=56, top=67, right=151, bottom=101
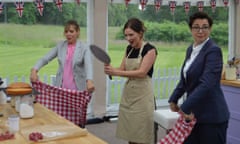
left=0, top=103, right=108, bottom=144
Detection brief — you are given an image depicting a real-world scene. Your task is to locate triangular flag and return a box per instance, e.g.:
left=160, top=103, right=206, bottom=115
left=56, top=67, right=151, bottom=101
left=210, top=0, right=216, bottom=13
left=183, top=1, right=191, bottom=15
left=0, top=2, right=4, bottom=14
left=154, top=0, right=162, bottom=12
left=35, top=0, right=44, bottom=16
left=15, top=1, right=24, bottom=17
left=169, top=1, right=177, bottom=15
left=54, top=0, right=63, bottom=12
left=197, top=1, right=204, bottom=12
left=125, top=0, right=131, bottom=8
left=75, top=0, right=80, bottom=5
left=222, top=0, right=229, bottom=8
left=139, top=0, right=148, bottom=11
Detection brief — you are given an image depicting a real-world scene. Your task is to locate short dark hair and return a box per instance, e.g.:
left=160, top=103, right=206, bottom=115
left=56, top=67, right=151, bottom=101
left=123, top=18, right=146, bottom=34
left=188, top=12, right=213, bottom=28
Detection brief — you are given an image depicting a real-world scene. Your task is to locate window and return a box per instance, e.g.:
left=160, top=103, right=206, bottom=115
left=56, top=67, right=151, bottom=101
left=0, top=1, right=87, bottom=82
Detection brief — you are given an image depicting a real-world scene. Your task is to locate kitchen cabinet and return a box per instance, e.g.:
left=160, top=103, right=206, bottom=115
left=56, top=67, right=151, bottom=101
left=221, top=80, right=240, bottom=144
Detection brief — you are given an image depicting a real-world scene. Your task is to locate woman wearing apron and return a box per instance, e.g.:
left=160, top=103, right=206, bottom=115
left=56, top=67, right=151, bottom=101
left=104, top=18, right=157, bottom=144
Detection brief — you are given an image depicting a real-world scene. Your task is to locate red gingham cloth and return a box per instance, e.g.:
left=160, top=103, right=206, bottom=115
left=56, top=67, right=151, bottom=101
left=158, top=113, right=196, bottom=144
left=32, top=81, right=91, bottom=126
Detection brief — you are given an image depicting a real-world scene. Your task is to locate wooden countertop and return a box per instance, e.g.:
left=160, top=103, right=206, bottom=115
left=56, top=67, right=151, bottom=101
left=221, top=79, right=240, bottom=88
left=0, top=103, right=108, bottom=144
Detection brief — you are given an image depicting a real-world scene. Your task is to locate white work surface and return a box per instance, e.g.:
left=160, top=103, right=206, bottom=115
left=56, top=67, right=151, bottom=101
left=154, top=109, right=179, bottom=130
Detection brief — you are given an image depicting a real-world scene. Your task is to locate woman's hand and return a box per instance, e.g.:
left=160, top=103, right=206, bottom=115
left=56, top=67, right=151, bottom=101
left=86, top=80, right=95, bottom=93
left=179, top=110, right=195, bottom=121
left=30, top=68, right=39, bottom=82
left=169, top=102, right=180, bottom=112
left=104, top=64, right=115, bottom=76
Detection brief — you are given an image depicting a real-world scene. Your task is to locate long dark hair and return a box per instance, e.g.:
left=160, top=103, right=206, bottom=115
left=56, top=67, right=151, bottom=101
left=123, top=18, right=146, bottom=35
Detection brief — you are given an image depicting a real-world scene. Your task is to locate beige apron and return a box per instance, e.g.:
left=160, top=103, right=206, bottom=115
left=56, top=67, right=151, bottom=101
left=116, top=43, right=155, bottom=144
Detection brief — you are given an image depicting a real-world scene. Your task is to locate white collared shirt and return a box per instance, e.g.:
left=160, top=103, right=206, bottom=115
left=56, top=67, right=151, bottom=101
left=183, top=38, right=209, bottom=79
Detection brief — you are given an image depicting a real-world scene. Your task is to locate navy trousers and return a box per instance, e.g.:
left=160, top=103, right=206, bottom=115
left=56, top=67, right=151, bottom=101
left=184, top=121, right=228, bottom=144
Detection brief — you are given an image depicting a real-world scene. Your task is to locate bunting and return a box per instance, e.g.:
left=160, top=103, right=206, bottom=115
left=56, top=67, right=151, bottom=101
left=222, top=0, right=229, bottom=7
left=35, top=0, right=44, bottom=16
left=154, top=0, right=162, bottom=12
left=169, top=1, right=176, bottom=15
left=0, top=2, right=3, bottom=14
left=210, top=0, right=216, bottom=12
left=183, top=1, right=191, bottom=15
left=54, top=0, right=63, bottom=12
left=0, top=0, right=237, bottom=16
left=197, top=1, right=204, bottom=12
left=139, top=0, right=148, bottom=11
left=15, top=1, right=24, bottom=17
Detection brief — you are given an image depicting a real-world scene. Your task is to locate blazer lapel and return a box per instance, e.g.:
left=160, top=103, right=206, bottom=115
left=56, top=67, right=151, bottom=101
left=61, top=41, right=68, bottom=67
left=72, top=40, right=82, bottom=69
left=186, top=39, right=213, bottom=74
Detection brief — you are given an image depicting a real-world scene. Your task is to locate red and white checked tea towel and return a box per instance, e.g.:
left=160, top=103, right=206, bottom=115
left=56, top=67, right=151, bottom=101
left=32, top=81, right=91, bottom=126
left=158, top=113, right=196, bottom=144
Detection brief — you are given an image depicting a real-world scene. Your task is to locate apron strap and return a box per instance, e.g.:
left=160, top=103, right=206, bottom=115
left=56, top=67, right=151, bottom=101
left=127, top=41, right=146, bottom=58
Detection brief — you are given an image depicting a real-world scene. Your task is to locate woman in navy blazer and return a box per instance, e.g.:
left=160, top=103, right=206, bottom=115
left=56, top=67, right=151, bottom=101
left=30, top=20, right=95, bottom=93
left=168, top=12, right=229, bottom=144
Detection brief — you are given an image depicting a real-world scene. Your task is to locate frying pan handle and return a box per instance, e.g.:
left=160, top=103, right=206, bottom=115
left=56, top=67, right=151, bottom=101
left=109, top=75, right=112, bottom=80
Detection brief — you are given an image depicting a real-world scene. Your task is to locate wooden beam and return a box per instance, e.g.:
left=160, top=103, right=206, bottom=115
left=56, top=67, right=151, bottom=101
left=90, top=0, right=108, bottom=117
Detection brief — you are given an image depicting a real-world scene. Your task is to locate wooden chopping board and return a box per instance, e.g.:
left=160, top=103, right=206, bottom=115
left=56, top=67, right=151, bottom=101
left=21, top=123, right=88, bottom=143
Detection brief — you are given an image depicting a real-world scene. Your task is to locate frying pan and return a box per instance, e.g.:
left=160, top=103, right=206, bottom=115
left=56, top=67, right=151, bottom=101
left=90, top=44, right=112, bottom=80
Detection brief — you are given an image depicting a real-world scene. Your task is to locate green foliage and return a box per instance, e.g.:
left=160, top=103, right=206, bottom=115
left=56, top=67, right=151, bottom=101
left=0, top=25, right=228, bottom=79
left=115, top=20, right=228, bottom=47
left=211, top=23, right=229, bottom=46
left=108, top=4, right=228, bottom=26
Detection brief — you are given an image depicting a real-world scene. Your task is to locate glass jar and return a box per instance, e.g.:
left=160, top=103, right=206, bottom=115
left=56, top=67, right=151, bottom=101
left=19, top=94, right=34, bottom=118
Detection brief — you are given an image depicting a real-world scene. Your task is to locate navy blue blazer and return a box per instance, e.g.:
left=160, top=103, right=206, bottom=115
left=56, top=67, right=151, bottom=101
left=168, top=38, right=230, bottom=123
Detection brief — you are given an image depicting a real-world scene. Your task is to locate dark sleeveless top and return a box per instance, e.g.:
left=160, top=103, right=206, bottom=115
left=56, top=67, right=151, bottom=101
left=126, top=42, right=157, bottom=77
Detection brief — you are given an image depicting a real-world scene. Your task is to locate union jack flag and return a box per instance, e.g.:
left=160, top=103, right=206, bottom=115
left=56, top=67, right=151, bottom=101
left=125, top=0, right=131, bottom=8
left=35, top=0, right=44, bottom=16
left=139, top=0, right=148, bottom=11
left=197, top=1, right=204, bottom=12
left=54, top=0, right=63, bottom=12
left=154, top=0, right=162, bottom=12
left=183, top=1, right=191, bottom=15
left=222, top=0, right=229, bottom=7
left=210, top=0, right=216, bottom=12
left=15, top=1, right=24, bottom=17
left=0, top=2, right=4, bottom=14
left=75, top=0, right=80, bottom=5
left=169, top=1, right=177, bottom=15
